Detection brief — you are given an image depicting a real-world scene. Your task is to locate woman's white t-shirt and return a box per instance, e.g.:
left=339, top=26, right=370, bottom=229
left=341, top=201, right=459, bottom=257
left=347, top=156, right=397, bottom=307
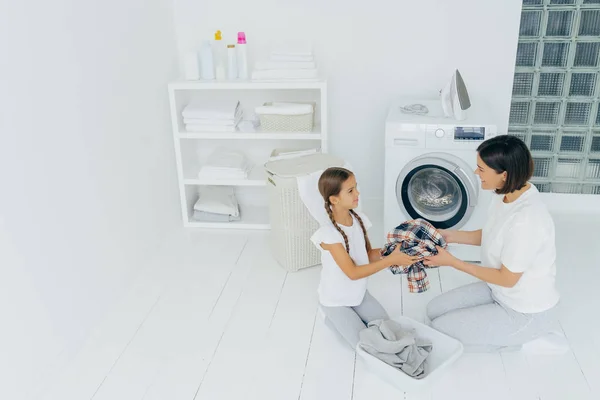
left=482, top=183, right=560, bottom=313
left=310, top=212, right=372, bottom=307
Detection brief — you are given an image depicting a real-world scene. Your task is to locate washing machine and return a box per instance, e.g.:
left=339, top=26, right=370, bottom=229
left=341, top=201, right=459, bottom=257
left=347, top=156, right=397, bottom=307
left=383, top=99, right=497, bottom=262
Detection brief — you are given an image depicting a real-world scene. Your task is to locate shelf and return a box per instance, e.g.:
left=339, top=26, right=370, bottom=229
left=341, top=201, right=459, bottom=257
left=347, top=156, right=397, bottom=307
left=183, top=164, right=267, bottom=186
left=186, top=205, right=270, bottom=230
left=178, top=125, right=322, bottom=140
left=169, top=80, right=326, bottom=91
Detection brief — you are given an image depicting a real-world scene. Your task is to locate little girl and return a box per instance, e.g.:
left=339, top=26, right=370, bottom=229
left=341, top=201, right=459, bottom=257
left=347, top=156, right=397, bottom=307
left=310, top=167, right=419, bottom=348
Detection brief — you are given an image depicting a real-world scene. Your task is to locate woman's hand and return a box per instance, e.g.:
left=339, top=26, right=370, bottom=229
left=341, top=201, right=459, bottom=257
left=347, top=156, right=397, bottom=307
left=423, top=246, right=458, bottom=267
left=387, top=245, right=421, bottom=266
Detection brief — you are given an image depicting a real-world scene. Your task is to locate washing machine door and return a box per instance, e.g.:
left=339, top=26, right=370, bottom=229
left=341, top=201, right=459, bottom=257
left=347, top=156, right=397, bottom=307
left=395, top=153, right=479, bottom=230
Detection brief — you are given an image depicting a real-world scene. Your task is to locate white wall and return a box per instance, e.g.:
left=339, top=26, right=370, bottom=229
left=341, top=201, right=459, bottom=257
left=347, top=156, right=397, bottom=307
left=0, top=0, right=179, bottom=398
left=173, top=0, right=523, bottom=199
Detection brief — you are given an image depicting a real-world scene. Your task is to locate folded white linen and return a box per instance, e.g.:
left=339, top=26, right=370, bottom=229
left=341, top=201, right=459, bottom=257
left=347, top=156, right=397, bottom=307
left=185, top=124, right=237, bottom=133
left=184, top=118, right=236, bottom=126
left=201, top=148, right=253, bottom=173
left=193, top=186, right=240, bottom=217
left=182, top=99, right=240, bottom=120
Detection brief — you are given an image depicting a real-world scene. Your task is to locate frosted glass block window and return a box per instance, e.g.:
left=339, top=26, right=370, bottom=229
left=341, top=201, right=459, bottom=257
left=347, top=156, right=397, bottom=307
left=546, top=11, right=573, bottom=36
left=586, top=158, right=600, bottom=179
left=510, top=0, right=600, bottom=194
left=538, top=73, right=565, bottom=96
left=591, top=132, right=600, bottom=152
left=564, top=102, right=591, bottom=125
left=569, top=73, right=596, bottom=96
left=513, top=73, right=535, bottom=96
left=583, top=184, right=600, bottom=194
left=510, top=102, right=531, bottom=124
left=534, top=102, right=561, bottom=125
left=516, top=43, right=538, bottom=66
left=574, top=42, right=600, bottom=67
left=531, top=131, right=557, bottom=151
left=559, top=133, right=586, bottom=152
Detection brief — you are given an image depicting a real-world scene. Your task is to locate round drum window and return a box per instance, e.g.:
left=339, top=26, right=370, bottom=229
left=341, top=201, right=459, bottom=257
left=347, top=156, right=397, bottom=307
left=398, top=164, right=468, bottom=229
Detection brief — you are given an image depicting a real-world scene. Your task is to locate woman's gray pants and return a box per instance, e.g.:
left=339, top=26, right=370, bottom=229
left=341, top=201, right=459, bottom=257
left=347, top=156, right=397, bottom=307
left=426, top=281, right=558, bottom=352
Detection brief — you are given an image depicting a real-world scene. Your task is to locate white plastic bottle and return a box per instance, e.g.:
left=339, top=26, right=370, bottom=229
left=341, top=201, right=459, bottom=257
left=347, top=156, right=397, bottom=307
left=236, top=32, right=248, bottom=80
left=199, top=40, right=215, bottom=80
left=227, top=44, right=237, bottom=80
left=214, top=30, right=226, bottom=80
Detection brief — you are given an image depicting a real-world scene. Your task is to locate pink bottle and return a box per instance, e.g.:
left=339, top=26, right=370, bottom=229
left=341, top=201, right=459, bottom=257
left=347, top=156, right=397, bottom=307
left=236, top=32, right=248, bottom=80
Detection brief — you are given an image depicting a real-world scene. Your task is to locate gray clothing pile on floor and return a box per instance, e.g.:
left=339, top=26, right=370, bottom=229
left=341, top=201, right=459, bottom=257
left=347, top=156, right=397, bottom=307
left=358, top=319, right=432, bottom=378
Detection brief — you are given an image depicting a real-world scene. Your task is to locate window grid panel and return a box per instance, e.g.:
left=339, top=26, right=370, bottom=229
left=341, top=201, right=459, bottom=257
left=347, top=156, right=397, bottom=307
left=517, top=42, right=539, bottom=66
left=534, top=101, right=562, bottom=125
left=511, top=1, right=600, bottom=194
left=546, top=10, right=574, bottom=36
left=569, top=72, right=597, bottom=96
left=555, top=157, right=584, bottom=178
left=573, top=42, right=600, bottom=67
left=579, top=9, right=600, bottom=36
left=582, top=184, right=600, bottom=194
left=591, top=131, right=600, bottom=153
left=510, top=102, right=532, bottom=125
left=513, top=72, right=535, bottom=96
left=533, top=156, right=555, bottom=178
left=549, top=0, right=576, bottom=5
left=559, top=133, right=587, bottom=152
left=552, top=182, right=582, bottom=193
left=564, top=102, right=592, bottom=125
left=538, top=72, right=565, bottom=96
left=586, top=158, right=600, bottom=179
left=531, top=130, right=558, bottom=151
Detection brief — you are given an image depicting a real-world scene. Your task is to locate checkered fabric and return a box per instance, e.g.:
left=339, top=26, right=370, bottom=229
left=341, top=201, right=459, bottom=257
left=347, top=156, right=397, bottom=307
left=380, top=218, right=447, bottom=293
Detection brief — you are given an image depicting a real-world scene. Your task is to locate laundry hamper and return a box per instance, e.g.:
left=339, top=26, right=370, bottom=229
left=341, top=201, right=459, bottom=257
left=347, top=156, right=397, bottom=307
left=264, top=151, right=345, bottom=272
left=256, top=102, right=315, bottom=132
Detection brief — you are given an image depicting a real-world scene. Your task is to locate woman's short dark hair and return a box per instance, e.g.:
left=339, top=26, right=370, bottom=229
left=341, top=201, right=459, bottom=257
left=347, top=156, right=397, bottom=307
left=477, top=135, right=534, bottom=194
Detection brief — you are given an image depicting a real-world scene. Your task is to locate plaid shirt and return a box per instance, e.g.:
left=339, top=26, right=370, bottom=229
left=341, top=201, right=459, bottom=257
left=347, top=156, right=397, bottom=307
left=380, top=219, right=447, bottom=293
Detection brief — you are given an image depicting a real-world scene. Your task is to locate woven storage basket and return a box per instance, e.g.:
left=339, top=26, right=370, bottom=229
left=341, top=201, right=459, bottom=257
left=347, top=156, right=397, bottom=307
left=257, top=102, right=315, bottom=132
left=265, top=151, right=345, bottom=272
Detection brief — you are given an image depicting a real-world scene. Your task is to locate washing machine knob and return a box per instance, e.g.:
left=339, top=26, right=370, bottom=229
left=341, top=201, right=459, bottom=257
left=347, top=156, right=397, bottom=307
left=435, top=128, right=445, bottom=138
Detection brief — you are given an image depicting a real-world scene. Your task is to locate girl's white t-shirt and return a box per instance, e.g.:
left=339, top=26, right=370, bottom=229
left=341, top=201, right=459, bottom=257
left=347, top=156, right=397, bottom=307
left=310, top=212, right=372, bottom=307
left=482, top=184, right=560, bottom=313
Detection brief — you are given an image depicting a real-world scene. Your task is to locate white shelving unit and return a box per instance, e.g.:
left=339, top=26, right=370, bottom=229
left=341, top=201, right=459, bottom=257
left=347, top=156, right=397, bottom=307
left=168, top=79, right=328, bottom=229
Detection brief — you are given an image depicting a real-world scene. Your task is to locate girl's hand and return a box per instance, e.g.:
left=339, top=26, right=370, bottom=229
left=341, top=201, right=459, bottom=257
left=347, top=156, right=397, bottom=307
left=438, top=229, right=455, bottom=244
left=423, top=246, right=458, bottom=267
left=387, top=246, right=421, bottom=266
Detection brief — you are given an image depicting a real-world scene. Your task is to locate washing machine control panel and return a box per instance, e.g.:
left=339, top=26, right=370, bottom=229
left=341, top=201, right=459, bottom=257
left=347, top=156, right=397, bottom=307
left=425, top=124, right=497, bottom=149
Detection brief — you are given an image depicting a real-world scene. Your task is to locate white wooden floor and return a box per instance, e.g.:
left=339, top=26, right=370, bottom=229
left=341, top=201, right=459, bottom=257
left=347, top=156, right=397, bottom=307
left=41, top=213, right=599, bottom=400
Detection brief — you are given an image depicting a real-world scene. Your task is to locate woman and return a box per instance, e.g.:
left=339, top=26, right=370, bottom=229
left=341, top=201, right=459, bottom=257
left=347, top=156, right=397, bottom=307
left=423, top=135, right=560, bottom=352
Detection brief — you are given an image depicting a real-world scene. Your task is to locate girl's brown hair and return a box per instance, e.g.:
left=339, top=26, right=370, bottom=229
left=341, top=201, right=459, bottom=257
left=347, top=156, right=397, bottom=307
left=317, top=167, right=372, bottom=254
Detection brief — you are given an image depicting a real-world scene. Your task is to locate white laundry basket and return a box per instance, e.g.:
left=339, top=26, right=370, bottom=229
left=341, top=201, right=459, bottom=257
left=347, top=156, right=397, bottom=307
left=264, top=151, right=345, bottom=272
left=356, top=315, right=464, bottom=393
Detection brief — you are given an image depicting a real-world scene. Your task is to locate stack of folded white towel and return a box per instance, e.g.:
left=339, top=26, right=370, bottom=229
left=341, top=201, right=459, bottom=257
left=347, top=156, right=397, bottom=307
left=198, top=148, right=253, bottom=180
left=192, top=186, right=240, bottom=222
left=252, top=45, right=318, bottom=82
left=182, top=100, right=242, bottom=132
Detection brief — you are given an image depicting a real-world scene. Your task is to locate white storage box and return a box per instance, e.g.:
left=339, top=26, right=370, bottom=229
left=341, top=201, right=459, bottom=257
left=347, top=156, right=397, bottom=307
left=356, top=315, right=464, bottom=393
left=255, top=102, right=315, bottom=132
left=264, top=151, right=344, bottom=272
